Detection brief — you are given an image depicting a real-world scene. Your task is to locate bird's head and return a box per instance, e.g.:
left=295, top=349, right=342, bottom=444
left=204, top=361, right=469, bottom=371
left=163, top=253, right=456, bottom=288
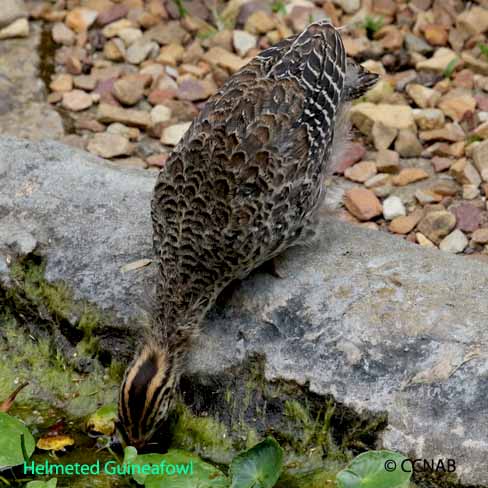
left=117, top=344, right=178, bottom=448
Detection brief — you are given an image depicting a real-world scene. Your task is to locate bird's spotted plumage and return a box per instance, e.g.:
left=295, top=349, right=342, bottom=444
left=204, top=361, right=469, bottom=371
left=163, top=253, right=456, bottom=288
left=118, top=20, right=378, bottom=447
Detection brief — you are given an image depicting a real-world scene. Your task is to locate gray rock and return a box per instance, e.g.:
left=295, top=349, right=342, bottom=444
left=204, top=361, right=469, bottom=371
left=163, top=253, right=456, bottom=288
left=0, top=0, right=27, bottom=29
left=2, top=137, right=488, bottom=486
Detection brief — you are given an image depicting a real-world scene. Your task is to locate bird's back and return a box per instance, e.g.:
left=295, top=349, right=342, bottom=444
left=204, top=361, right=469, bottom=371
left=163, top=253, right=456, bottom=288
left=151, top=21, right=376, bottom=316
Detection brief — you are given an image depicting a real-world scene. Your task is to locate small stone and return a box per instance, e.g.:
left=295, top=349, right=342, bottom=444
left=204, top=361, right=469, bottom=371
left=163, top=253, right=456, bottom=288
left=0, top=17, right=28, bottom=39
left=150, top=105, right=172, bottom=125
left=453, top=69, right=474, bottom=90
left=461, top=53, right=488, bottom=77
left=97, top=103, right=152, bottom=128
left=473, top=121, right=488, bottom=140
left=431, top=156, right=452, bottom=172
left=419, top=123, right=465, bottom=142
left=52, top=22, right=75, bottom=45
left=394, top=129, right=423, bottom=157
left=413, top=109, right=445, bottom=130
left=372, top=122, right=398, bottom=151
left=438, top=92, right=476, bottom=122
left=336, top=0, right=360, bottom=14
left=350, top=103, right=416, bottom=135
left=376, top=149, right=400, bottom=173
left=415, top=188, right=443, bottom=204
left=333, top=142, right=366, bottom=174
left=342, top=36, right=370, bottom=57
left=97, top=4, right=129, bottom=26
left=146, top=153, right=168, bottom=167
left=106, top=123, right=140, bottom=141
left=463, top=184, right=480, bottom=200
left=177, top=75, right=216, bottom=101
left=439, top=229, right=468, bottom=253
left=416, top=48, right=458, bottom=72
left=405, top=33, right=433, bottom=54
left=73, top=75, right=97, bottom=91
left=145, top=21, right=190, bottom=45
left=456, top=6, right=488, bottom=36
left=244, top=11, right=275, bottom=35
left=417, top=210, right=456, bottom=243
left=376, top=25, right=404, bottom=51
left=104, top=38, right=126, bottom=61
left=157, top=43, right=184, bottom=66
left=382, top=195, right=406, bottom=220
left=472, top=140, right=488, bottom=182
left=389, top=209, right=423, bottom=234
left=392, top=168, right=429, bottom=186
left=406, top=84, right=441, bottom=108
left=416, top=232, right=436, bottom=248
left=233, top=30, right=257, bottom=57
left=0, top=0, right=27, bottom=29
left=471, top=228, right=488, bottom=244
left=50, top=74, right=73, bottom=92
left=87, top=133, right=132, bottom=158
left=117, top=27, right=143, bottom=46
left=343, top=188, right=383, bottom=221
left=65, top=7, right=98, bottom=33
left=452, top=203, right=482, bottom=232
left=344, top=161, right=377, bottom=183
left=102, top=19, right=133, bottom=38
left=365, top=173, right=391, bottom=188
left=113, top=76, right=147, bottom=106
left=126, top=40, right=158, bottom=65
left=161, top=122, right=192, bottom=146
left=113, top=157, right=147, bottom=169
left=423, top=24, right=448, bottom=46
left=75, top=118, right=105, bottom=132
left=450, top=158, right=482, bottom=186
left=62, top=90, right=93, bottom=111
left=204, top=46, right=247, bottom=73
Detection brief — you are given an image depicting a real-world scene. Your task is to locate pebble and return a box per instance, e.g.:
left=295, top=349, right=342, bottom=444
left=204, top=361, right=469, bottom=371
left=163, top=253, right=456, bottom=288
left=472, top=140, right=488, bottom=182
left=350, top=103, right=416, bottom=135
left=365, top=173, right=391, bottom=189
left=161, top=122, right=192, bottom=146
left=106, top=123, right=140, bottom=141
left=416, top=48, right=458, bottom=72
left=146, top=154, right=168, bottom=167
left=382, top=195, right=406, bottom=221
left=177, top=75, right=216, bottom=101
left=417, top=210, right=456, bottom=243
left=126, top=40, right=158, bottom=64
left=406, top=84, right=441, bottom=109
left=389, top=209, right=423, bottom=234
left=52, top=22, right=75, bottom=45
left=65, top=8, right=98, bottom=33
left=157, top=43, right=185, bottom=66
left=394, top=129, right=423, bottom=157
left=62, top=90, right=93, bottom=111
left=233, top=30, right=257, bottom=57
left=204, top=46, right=247, bottom=73
left=0, top=0, right=27, bottom=29
left=335, top=0, right=360, bottom=14
left=431, top=156, right=452, bottom=172
left=145, top=21, right=189, bottom=45
left=392, top=168, right=429, bottom=186
left=471, top=228, right=488, bottom=244
left=438, top=92, right=476, bottom=122
left=344, top=161, right=377, bottom=183
left=416, top=232, right=436, bottom=248
left=376, top=149, right=400, bottom=173
left=113, top=76, right=147, bottom=106
left=87, top=133, right=132, bottom=158
left=245, top=11, right=276, bottom=35
left=102, top=19, right=133, bottom=38
left=439, top=229, right=468, bottom=253
left=449, top=158, right=482, bottom=186
left=456, top=6, right=488, bottom=36
left=97, top=4, right=129, bottom=26
left=113, top=157, right=147, bottom=169
left=423, top=24, right=448, bottom=46
left=97, top=103, right=152, bottom=128
left=413, top=109, right=445, bottom=130
left=372, top=122, right=398, bottom=151
left=334, top=143, right=366, bottom=174
left=0, top=17, right=29, bottom=39
left=463, top=184, right=480, bottom=200
left=452, top=203, right=482, bottom=232
left=50, top=74, right=73, bottom=92
left=419, top=123, right=465, bottom=142
left=344, top=188, right=383, bottom=221
left=150, top=104, right=172, bottom=125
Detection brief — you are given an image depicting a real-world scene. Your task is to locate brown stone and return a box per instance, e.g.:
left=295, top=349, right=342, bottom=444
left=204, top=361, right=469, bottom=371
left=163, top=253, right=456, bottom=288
left=417, top=210, right=457, bottom=243
left=392, top=168, right=429, bottom=186
left=344, top=161, right=377, bottom=183
left=344, top=188, right=383, bottom=221
left=333, top=143, right=366, bottom=174
left=449, top=158, right=481, bottom=186
left=452, top=203, right=482, bottom=232
left=431, top=156, right=452, bottom=172
left=376, top=149, right=400, bottom=173
left=389, top=209, right=423, bottom=234
left=423, top=24, right=448, bottom=46
left=471, top=228, right=488, bottom=244
left=97, top=103, right=151, bottom=128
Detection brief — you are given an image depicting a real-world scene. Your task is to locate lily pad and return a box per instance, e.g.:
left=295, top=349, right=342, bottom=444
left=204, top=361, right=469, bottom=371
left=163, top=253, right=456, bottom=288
left=86, top=403, right=117, bottom=435
left=123, top=447, right=228, bottom=487
left=336, top=450, right=411, bottom=488
left=36, top=434, right=75, bottom=451
left=230, top=437, right=284, bottom=488
left=0, top=412, right=35, bottom=468
left=26, top=479, right=57, bottom=488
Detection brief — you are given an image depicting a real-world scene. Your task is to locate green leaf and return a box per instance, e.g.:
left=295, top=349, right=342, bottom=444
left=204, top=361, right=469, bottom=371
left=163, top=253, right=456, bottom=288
left=443, top=58, right=459, bottom=78
left=25, top=479, right=57, bottom=488
left=479, top=43, right=488, bottom=60
left=336, top=450, right=411, bottom=488
left=123, top=447, right=228, bottom=487
left=230, top=437, right=284, bottom=488
left=0, top=412, right=35, bottom=468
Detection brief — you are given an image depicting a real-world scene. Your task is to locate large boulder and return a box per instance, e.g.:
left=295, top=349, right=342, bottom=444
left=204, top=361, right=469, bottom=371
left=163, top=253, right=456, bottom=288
left=1, top=137, right=487, bottom=485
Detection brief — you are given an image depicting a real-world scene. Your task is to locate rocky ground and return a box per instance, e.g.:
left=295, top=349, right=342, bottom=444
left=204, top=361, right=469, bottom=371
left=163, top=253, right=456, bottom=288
left=1, top=0, right=488, bottom=256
